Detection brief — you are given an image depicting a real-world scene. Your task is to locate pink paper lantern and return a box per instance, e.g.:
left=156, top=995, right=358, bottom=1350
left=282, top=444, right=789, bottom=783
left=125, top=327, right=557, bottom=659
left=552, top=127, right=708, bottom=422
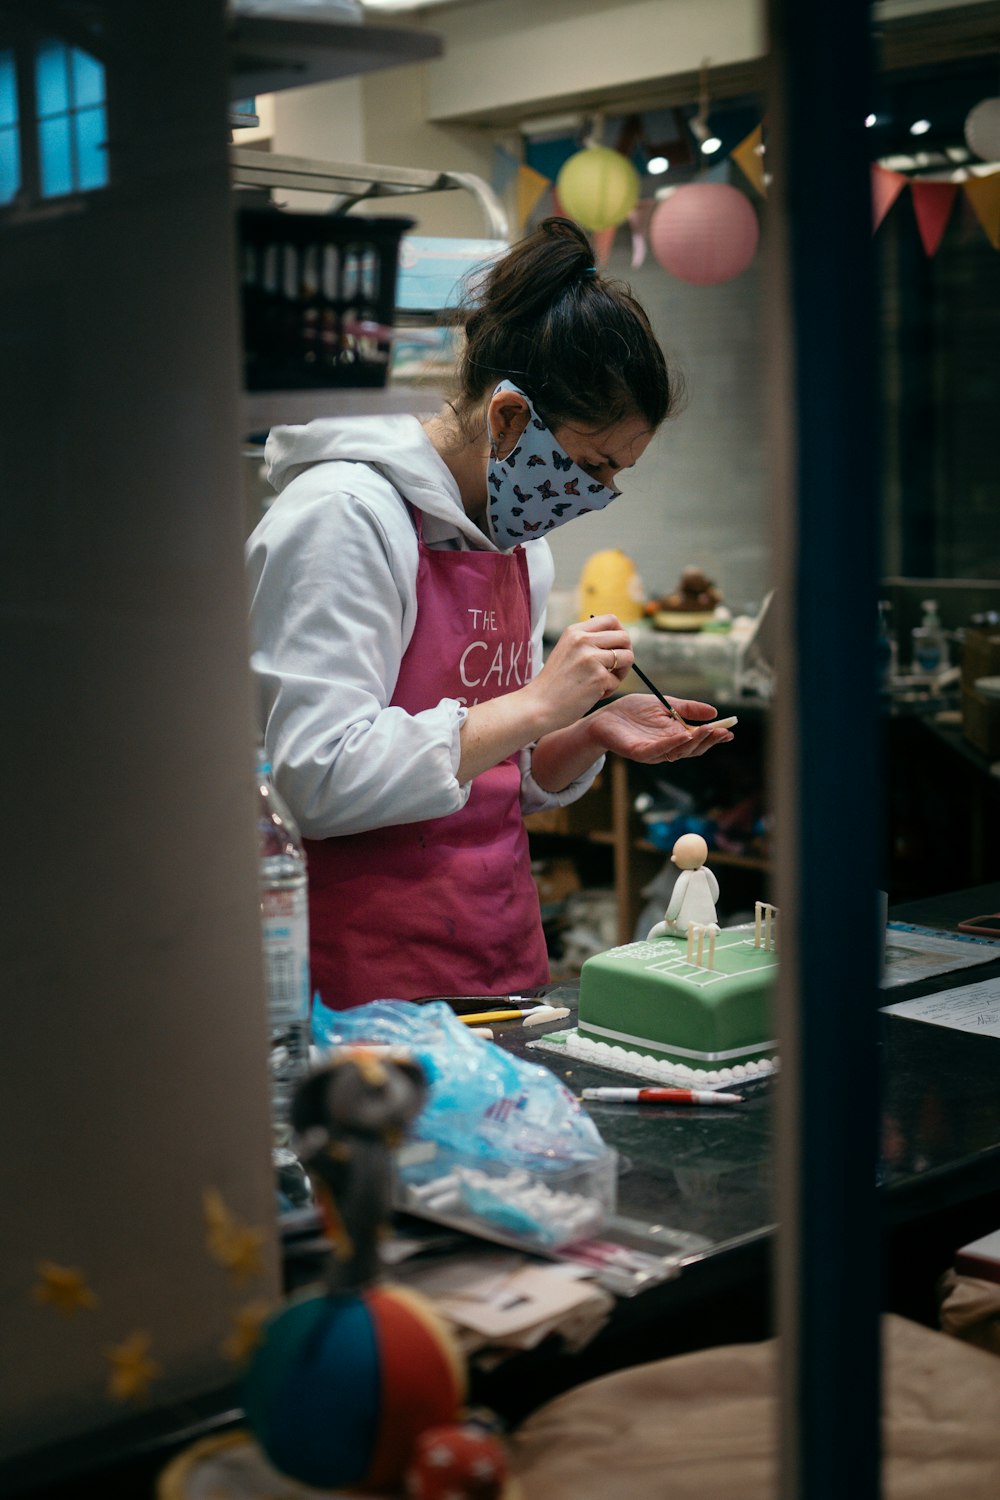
left=649, top=182, right=759, bottom=285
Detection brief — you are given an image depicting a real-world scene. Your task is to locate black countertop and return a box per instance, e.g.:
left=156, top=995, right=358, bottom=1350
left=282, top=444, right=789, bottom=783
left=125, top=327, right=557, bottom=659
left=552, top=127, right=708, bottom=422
left=7, top=886, right=1000, bottom=1494
left=454, top=882, right=1000, bottom=1416
left=498, top=883, right=1000, bottom=1264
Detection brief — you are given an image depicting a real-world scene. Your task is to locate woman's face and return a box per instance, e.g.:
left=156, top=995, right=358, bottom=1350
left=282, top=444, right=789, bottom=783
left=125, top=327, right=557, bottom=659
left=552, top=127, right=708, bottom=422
left=551, top=412, right=654, bottom=492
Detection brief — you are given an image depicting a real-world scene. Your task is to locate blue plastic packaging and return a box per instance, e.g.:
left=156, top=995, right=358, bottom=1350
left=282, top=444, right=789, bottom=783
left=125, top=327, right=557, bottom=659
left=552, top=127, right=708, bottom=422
left=311, top=999, right=607, bottom=1173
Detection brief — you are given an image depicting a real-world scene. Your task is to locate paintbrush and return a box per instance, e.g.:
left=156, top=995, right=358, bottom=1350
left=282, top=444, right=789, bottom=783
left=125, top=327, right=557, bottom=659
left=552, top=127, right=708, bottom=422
left=628, top=660, right=693, bottom=732
left=628, top=663, right=739, bottom=734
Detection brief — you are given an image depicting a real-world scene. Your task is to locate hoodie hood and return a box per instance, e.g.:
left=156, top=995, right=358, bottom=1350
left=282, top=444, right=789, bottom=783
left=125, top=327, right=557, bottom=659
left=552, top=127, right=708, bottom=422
left=264, top=414, right=493, bottom=549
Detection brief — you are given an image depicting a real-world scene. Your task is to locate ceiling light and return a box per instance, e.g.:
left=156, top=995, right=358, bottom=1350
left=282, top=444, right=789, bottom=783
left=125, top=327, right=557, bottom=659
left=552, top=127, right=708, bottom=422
left=909, top=118, right=931, bottom=136
left=647, top=156, right=669, bottom=175
left=865, top=113, right=877, bottom=128
left=360, top=0, right=456, bottom=10
left=700, top=136, right=722, bottom=155
left=518, top=113, right=584, bottom=138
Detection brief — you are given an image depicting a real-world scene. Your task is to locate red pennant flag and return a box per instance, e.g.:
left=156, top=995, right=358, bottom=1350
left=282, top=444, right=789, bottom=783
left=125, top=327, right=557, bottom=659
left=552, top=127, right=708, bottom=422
left=592, top=224, right=617, bottom=267
left=871, top=164, right=907, bottom=231
left=910, top=180, right=958, bottom=256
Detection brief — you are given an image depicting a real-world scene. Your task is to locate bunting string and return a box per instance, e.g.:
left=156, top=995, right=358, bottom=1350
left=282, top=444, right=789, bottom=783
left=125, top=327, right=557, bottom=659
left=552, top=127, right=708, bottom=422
left=496, top=123, right=1000, bottom=261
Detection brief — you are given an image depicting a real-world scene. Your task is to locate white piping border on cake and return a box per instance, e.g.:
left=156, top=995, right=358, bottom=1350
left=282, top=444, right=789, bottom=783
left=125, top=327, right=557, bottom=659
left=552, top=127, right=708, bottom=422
left=533, top=1026, right=780, bottom=1089
left=577, top=1020, right=778, bottom=1063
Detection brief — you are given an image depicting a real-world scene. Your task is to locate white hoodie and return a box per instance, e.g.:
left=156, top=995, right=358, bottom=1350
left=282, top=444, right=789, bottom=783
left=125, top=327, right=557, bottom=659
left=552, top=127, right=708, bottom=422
left=246, top=414, right=602, bottom=838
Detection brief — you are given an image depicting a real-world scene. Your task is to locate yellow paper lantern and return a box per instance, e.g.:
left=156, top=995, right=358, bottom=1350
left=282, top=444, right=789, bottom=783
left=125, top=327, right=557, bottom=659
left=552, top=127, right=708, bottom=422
left=556, top=146, right=641, bottom=232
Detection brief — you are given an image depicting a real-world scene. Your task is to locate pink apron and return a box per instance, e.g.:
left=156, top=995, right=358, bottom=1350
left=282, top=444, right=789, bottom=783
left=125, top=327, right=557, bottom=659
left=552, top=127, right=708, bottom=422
left=304, top=507, right=551, bottom=1010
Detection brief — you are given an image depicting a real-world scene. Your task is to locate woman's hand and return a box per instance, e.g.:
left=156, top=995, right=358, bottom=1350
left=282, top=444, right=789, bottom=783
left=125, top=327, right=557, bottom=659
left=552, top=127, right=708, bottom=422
left=586, top=692, right=735, bottom=763
left=523, top=614, right=634, bottom=736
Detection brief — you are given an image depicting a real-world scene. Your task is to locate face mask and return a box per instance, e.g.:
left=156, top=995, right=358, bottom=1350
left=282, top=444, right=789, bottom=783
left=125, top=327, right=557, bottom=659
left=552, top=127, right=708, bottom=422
left=485, top=380, right=620, bottom=546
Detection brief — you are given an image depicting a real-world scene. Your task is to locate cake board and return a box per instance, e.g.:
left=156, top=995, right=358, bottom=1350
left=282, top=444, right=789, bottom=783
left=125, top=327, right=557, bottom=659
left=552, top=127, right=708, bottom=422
left=530, top=1026, right=779, bottom=1091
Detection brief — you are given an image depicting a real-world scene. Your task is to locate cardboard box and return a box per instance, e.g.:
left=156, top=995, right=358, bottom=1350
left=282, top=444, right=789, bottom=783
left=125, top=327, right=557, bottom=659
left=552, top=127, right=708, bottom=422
left=961, top=628, right=1000, bottom=692
left=533, top=857, right=582, bottom=906
left=523, top=771, right=611, bottom=839
left=961, top=688, right=1000, bottom=758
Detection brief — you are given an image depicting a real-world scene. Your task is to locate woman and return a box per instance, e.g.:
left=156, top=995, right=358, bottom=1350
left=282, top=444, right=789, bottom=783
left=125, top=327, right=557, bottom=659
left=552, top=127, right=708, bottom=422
left=246, top=217, right=734, bottom=1010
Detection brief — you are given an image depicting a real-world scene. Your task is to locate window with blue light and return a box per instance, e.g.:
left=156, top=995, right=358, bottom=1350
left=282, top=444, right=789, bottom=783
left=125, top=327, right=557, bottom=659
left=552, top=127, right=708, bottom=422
left=0, top=50, right=19, bottom=205
left=36, top=39, right=108, bottom=197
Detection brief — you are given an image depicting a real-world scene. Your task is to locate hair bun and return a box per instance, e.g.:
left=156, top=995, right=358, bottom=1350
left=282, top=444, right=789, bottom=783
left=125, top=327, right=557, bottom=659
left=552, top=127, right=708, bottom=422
left=452, top=212, right=674, bottom=435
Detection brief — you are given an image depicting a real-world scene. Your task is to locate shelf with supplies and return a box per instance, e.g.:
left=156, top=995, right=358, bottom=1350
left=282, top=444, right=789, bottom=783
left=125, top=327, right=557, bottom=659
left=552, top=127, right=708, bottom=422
left=525, top=706, right=773, bottom=948
left=230, top=147, right=508, bottom=237
left=231, top=147, right=507, bottom=429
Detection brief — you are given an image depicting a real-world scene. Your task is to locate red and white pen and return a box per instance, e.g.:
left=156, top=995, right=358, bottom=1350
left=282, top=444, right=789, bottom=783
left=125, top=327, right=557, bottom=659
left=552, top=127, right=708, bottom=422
left=581, top=1086, right=744, bottom=1105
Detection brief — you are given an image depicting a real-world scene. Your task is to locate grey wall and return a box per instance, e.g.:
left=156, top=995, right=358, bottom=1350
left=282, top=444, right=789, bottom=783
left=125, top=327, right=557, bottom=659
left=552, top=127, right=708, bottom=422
left=545, top=219, right=772, bottom=615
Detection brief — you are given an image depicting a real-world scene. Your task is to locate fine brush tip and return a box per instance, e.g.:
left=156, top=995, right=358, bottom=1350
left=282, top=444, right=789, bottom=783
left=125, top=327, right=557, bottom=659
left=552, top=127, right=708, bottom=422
left=630, top=661, right=690, bottom=730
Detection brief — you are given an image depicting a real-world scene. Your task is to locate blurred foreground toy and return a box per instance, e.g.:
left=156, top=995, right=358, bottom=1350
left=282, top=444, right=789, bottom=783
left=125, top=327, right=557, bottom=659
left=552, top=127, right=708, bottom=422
left=406, top=1422, right=511, bottom=1500
left=243, top=1278, right=467, bottom=1491
left=242, top=1053, right=469, bottom=1492
left=291, top=1048, right=427, bottom=1290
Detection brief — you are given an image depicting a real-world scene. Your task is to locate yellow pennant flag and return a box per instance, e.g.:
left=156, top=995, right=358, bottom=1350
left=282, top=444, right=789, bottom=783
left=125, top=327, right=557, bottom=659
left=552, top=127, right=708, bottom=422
left=731, top=124, right=767, bottom=198
left=963, top=169, right=1000, bottom=250
left=516, top=164, right=551, bottom=230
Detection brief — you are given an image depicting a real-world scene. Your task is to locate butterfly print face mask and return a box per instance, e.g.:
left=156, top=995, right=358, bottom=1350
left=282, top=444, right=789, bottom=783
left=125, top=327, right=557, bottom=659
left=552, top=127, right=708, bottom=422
left=484, top=380, right=620, bottom=547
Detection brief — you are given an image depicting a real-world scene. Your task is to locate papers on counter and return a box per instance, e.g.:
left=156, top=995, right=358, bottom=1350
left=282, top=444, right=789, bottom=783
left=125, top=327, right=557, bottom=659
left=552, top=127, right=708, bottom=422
left=394, top=1248, right=613, bottom=1357
left=880, top=922, right=1000, bottom=989
left=881, top=976, right=1000, bottom=1038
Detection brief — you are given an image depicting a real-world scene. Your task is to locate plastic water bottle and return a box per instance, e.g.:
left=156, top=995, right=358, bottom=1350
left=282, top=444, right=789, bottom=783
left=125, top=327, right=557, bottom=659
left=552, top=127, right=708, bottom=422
left=256, top=742, right=311, bottom=1148
left=911, top=598, right=949, bottom=676
left=876, top=600, right=898, bottom=692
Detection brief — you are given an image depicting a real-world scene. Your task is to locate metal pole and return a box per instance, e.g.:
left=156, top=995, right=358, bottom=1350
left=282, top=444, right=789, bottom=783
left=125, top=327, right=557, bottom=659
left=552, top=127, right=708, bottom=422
left=764, top=2, right=884, bottom=1496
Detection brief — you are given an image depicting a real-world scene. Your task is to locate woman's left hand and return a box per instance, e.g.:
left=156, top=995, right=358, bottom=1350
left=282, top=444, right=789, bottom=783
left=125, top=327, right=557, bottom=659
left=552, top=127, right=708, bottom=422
left=587, top=693, right=735, bottom=763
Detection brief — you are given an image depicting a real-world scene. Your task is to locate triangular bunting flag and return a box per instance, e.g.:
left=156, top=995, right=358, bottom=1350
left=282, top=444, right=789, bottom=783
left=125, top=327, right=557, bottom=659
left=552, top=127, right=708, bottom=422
left=871, top=164, right=907, bottom=231
left=963, top=169, right=1000, bottom=250
left=592, top=224, right=617, bottom=267
left=910, top=180, right=959, bottom=256
left=731, top=124, right=767, bottom=198
left=491, top=145, right=519, bottom=199
left=516, top=164, right=551, bottom=230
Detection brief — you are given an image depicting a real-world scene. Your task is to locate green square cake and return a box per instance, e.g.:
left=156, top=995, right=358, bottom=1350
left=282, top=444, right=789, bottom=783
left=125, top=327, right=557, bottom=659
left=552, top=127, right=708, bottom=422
left=577, top=927, right=777, bottom=1071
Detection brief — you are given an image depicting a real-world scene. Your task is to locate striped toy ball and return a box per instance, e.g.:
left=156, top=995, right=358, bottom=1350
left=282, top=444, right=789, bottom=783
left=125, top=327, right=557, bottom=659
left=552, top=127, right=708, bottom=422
left=243, top=1283, right=466, bottom=1491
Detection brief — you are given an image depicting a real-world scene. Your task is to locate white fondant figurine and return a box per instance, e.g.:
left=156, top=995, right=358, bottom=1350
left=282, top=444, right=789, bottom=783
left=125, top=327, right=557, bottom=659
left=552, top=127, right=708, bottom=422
left=647, top=833, right=720, bottom=939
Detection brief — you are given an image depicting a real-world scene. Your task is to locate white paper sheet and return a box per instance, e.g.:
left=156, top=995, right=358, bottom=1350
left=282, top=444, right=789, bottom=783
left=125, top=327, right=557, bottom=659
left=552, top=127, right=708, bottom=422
left=881, top=975, right=1000, bottom=1037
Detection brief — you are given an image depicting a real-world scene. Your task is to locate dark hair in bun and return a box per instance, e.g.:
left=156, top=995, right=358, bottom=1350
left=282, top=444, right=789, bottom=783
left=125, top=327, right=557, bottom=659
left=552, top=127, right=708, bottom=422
left=454, top=217, right=679, bottom=435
